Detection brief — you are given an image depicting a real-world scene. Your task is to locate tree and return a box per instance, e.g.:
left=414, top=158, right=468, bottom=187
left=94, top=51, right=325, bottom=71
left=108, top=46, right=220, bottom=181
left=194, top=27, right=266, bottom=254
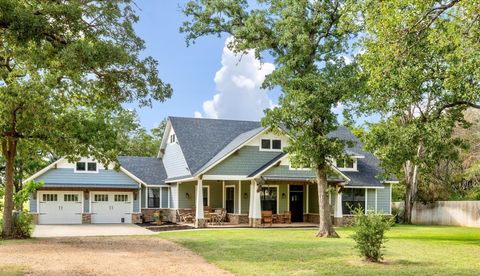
left=353, top=0, right=480, bottom=223
left=182, top=0, right=359, bottom=237
left=0, top=0, right=171, bottom=238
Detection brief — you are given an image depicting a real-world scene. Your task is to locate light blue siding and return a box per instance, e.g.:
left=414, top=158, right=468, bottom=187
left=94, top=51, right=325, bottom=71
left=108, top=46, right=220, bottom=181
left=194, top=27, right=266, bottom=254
left=36, top=168, right=138, bottom=188
left=163, top=142, right=190, bottom=178
left=178, top=182, right=195, bottom=208
left=84, top=196, right=89, bottom=212
left=161, top=187, right=169, bottom=208
left=377, top=183, right=391, bottom=214
left=206, top=146, right=280, bottom=175
left=133, top=187, right=140, bottom=212
left=170, top=183, right=178, bottom=208
left=367, top=189, right=376, bottom=212
left=141, top=186, right=146, bottom=208
left=29, top=193, right=37, bottom=213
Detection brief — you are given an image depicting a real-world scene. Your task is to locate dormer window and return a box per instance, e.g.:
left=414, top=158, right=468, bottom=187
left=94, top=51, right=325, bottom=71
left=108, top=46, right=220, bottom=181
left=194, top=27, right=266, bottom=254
left=169, top=134, right=176, bottom=143
left=335, top=157, right=356, bottom=171
left=75, top=161, right=98, bottom=173
left=261, top=139, right=282, bottom=151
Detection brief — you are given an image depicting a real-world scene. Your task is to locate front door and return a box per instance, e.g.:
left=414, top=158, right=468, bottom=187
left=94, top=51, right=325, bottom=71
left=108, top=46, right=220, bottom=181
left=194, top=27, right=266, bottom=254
left=289, top=185, right=304, bottom=222
left=225, top=186, right=235, bottom=213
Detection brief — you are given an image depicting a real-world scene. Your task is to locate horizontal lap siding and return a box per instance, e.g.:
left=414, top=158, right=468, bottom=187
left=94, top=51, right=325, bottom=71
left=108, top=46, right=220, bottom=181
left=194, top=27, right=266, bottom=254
left=206, top=146, right=280, bottom=175
left=367, top=189, right=376, bottom=212
left=141, top=186, right=146, bottom=208
left=161, top=187, right=169, bottom=208
left=29, top=193, right=37, bottom=213
left=263, top=165, right=316, bottom=178
left=133, top=187, right=140, bottom=212
left=309, top=184, right=319, bottom=213
left=36, top=168, right=137, bottom=187
left=178, top=182, right=195, bottom=208
left=204, top=181, right=222, bottom=208
left=241, top=181, right=250, bottom=214
left=162, top=142, right=190, bottom=178
left=377, top=184, right=391, bottom=214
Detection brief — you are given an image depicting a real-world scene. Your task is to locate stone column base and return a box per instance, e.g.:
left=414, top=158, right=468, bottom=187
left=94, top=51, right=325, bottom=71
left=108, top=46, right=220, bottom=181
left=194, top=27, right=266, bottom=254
left=251, top=218, right=262, bottom=228
left=194, top=218, right=206, bottom=228
left=82, top=213, right=91, bottom=224
left=132, top=213, right=142, bottom=224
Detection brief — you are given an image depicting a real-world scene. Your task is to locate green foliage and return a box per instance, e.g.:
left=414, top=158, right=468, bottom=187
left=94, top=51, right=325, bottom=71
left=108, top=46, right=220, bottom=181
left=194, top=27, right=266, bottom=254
left=10, top=212, right=34, bottom=239
left=351, top=209, right=393, bottom=262
left=13, top=181, right=43, bottom=209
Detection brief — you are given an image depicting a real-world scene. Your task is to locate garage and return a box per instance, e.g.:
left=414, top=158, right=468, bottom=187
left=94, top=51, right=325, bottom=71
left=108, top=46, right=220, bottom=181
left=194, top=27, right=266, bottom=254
left=90, top=191, right=133, bottom=224
left=38, top=191, right=83, bottom=224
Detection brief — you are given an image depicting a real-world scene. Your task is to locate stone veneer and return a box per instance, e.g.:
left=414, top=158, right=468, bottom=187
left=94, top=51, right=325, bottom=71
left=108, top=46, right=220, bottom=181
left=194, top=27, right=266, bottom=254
left=131, top=213, right=142, bottom=224
left=141, top=208, right=178, bottom=223
left=82, top=213, right=91, bottom=224
left=227, top=214, right=249, bottom=224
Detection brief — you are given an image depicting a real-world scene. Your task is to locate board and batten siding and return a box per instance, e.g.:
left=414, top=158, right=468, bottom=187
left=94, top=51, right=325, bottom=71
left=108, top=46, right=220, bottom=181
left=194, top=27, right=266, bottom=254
left=35, top=168, right=138, bottom=187
left=161, top=187, right=169, bottom=208
left=366, top=189, right=376, bottom=212
left=376, top=183, right=391, bottom=214
left=206, top=146, right=280, bottom=175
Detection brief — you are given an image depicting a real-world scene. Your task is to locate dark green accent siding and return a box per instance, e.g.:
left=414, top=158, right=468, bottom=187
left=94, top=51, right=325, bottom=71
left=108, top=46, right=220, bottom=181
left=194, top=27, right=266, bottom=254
left=308, top=184, right=319, bottom=213
left=206, top=146, right=280, bottom=175
left=204, top=180, right=223, bottom=208
left=178, top=181, right=196, bottom=208
left=377, top=184, right=391, bottom=214
left=241, top=181, right=250, bottom=214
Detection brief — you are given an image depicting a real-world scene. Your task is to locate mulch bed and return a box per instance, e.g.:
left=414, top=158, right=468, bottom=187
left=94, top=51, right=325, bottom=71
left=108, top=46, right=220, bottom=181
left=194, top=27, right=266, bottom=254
left=136, top=222, right=194, bottom=232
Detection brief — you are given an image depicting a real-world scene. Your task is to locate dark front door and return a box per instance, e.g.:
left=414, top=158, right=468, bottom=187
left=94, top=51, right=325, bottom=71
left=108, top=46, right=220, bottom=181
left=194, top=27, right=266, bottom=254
left=225, top=187, right=235, bottom=213
left=289, top=185, right=304, bottom=222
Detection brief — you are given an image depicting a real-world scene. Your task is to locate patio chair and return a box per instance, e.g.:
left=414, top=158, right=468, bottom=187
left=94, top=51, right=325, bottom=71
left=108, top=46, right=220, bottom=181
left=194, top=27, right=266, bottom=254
left=261, top=211, right=273, bottom=227
left=176, top=209, right=194, bottom=223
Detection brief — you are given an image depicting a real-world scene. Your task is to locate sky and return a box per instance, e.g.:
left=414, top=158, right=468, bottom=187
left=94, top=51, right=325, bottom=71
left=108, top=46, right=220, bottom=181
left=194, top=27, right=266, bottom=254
left=130, top=1, right=373, bottom=130
left=129, top=1, right=281, bottom=129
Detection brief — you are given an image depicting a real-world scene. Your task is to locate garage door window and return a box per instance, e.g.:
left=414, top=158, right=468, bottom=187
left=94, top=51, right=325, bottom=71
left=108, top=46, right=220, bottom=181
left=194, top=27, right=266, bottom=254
left=64, top=194, right=79, bottom=202
left=114, top=194, right=128, bottom=202
left=94, top=194, right=108, bottom=202
left=42, top=194, right=57, bottom=202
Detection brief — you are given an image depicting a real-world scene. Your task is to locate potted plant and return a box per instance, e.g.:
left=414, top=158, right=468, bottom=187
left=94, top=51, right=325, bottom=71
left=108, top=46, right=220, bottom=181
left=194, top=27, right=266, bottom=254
left=153, top=211, right=162, bottom=225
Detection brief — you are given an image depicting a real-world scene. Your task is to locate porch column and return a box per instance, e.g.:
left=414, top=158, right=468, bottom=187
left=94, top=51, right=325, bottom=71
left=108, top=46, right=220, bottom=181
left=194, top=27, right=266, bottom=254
left=248, top=180, right=254, bottom=225
left=195, top=179, right=206, bottom=228
left=251, top=180, right=262, bottom=227
left=334, top=190, right=343, bottom=218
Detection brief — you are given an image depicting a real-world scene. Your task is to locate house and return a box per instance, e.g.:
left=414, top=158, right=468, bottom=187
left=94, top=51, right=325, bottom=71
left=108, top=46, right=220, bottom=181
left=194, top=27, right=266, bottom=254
left=26, top=117, right=396, bottom=227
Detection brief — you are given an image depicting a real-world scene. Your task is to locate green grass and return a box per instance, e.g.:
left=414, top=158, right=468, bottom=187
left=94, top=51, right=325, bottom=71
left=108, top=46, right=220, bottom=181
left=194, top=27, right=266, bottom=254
left=160, top=225, right=480, bottom=275
left=0, top=265, right=28, bottom=276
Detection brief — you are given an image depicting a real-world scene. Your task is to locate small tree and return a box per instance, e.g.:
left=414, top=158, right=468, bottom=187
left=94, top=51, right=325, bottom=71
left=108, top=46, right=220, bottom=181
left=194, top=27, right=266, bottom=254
left=351, top=209, right=393, bottom=262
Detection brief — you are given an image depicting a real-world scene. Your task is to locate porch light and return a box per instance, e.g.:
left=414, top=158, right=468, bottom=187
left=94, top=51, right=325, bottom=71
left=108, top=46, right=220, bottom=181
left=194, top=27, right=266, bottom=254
left=243, top=192, right=248, bottom=199
left=185, top=192, right=191, bottom=199
left=282, top=193, right=286, bottom=199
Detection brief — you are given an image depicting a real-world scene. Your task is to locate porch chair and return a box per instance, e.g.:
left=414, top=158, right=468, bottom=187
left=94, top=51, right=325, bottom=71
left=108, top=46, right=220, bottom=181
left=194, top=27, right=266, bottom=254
left=176, top=209, right=194, bottom=223
left=261, top=210, right=273, bottom=227
left=283, top=211, right=292, bottom=224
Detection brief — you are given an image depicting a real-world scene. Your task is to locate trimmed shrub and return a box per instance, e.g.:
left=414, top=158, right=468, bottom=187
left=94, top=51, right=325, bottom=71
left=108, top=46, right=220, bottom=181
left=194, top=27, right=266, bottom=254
left=351, top=208, right=394, bottom=262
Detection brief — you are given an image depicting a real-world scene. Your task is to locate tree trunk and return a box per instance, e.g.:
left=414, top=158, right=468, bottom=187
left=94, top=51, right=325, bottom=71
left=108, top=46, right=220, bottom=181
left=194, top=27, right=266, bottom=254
left=2, top=137, right=17, bottom=238
left=403, top=141, right=424, bottom=224
left=315, top=163, right=338, bottom=238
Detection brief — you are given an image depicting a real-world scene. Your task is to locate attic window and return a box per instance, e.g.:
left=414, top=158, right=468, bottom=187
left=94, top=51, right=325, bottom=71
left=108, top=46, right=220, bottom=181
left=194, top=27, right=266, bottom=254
left=170, top=134, right=176, bottom=143
left=261, top=139, right=270, bottom=149
left=336, top=157, right=356, bottom=171
left=261, top=139, right=282, bottom=151
left=75, top=161, right=98, bottom=173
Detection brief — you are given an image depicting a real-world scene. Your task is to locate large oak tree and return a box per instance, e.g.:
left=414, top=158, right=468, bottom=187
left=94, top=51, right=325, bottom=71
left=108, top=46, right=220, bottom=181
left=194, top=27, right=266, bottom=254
left=182, top=0, right=359, bottom=237
left=0, top=0, right=171, bottom=238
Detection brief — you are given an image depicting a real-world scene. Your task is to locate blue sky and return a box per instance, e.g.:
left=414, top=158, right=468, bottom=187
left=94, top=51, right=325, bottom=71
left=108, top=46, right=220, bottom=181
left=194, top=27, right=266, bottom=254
left=130, top=1, right=373, bottom=130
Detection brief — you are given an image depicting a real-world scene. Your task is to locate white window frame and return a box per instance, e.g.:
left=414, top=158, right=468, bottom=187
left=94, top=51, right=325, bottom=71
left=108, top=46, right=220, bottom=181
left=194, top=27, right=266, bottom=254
left=333, top=157, right=357, bottom=172
left=74, top=161, right=99, bottom=173
left=169, top=133, right=176, bottom=144
left=260, top=185, right=280, bottom=214
left=224, top=185, right=236, bottom=213
left=259, top=139, right=283, bottom=152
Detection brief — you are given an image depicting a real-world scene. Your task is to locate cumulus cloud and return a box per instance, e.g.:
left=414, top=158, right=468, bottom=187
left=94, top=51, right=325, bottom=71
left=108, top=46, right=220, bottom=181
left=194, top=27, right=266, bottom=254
left=195, top=37, right=275, bottom=121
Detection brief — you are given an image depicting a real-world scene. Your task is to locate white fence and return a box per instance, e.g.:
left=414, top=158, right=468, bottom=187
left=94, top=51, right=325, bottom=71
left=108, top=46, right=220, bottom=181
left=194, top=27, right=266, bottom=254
left=392, top=201, right=480, bottom=227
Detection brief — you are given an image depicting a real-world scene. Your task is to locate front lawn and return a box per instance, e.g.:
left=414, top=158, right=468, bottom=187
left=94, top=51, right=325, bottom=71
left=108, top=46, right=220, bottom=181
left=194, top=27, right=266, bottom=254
left=161, top=225, right=480, bottom=275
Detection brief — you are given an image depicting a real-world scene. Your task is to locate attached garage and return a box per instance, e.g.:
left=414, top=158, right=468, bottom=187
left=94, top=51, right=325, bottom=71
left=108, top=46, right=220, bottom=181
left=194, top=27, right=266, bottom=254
left=91, top=191, right=133, bottom=224
left=38, top=191, right=83, bottom=225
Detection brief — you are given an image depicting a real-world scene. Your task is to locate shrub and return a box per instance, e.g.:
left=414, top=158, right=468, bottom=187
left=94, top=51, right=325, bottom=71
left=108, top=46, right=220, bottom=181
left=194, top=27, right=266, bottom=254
left=10, top=211, right=34, bottom=239
left=351, top=208, right=394, bottom=262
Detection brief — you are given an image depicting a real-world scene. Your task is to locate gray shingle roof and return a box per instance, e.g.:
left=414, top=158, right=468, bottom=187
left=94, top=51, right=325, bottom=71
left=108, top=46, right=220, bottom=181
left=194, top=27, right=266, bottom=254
left=118, top=156, right=167, bottom=185
left=169, top=117, right=261, bottom=175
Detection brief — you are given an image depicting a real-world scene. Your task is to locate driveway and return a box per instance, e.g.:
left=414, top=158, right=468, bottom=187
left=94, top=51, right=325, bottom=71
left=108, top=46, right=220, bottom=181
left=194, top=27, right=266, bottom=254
left=0, top=236, right=230, bottom=275
left=33, top=224, right=155, bottom=238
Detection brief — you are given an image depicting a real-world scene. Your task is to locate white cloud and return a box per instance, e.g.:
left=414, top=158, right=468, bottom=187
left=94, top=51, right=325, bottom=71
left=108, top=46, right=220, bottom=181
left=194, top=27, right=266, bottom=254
left=194, top=111, right=203, bottom=118
left=194, top=37, right=275, bottom=121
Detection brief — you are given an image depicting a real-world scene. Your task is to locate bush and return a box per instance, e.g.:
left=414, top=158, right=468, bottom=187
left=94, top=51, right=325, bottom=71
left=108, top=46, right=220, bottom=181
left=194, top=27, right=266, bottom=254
left=9, top=211, right=34, bottom=239
left=351, top=209, right=394, bottom=262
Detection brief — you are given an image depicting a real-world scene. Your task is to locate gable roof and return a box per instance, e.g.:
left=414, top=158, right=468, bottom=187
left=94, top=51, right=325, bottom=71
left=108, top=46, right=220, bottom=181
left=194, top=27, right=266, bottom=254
left=169, top=117, right=262, bottom=175
left=118, top=156, right=167, bottom=185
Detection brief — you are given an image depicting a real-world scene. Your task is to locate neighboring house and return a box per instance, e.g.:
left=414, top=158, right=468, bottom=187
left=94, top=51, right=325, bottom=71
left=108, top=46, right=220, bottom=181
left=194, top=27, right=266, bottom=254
left=27, top=117, right=396, bottom=226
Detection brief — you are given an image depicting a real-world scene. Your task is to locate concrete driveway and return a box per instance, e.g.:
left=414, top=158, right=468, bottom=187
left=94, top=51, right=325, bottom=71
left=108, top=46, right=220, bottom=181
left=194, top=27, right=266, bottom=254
left=33, top=224, right=154, bottom=238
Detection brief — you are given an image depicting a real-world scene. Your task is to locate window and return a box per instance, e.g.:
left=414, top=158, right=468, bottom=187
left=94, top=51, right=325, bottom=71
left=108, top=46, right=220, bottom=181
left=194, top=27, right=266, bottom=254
left=342, top=188, right=365, bottom=215
left=203, top=187, right=209, bottom=207
left=94, top=194, right=108, bottom=202
left=170, top=134, right=176, bottom=143
left=261, top=139, right=271, bottom=149
left=261, top=139, right=282, bottom=150
left=148, top=188, right=160, bottom=208
left=76, top=161, right=98, bottom=172
left=336, top=157, right=356, bottom=170
left=76, top=162, right=86, bottom=171
left=42, top=194, right=57, bottom=202
left=64, top=194, right=79, bottom=202
left=87, top=162, right=97, bottom=172
left=114, top=194, right=128, bottom=202
left=272, top=139, right=282, bottom=149
left=260, top=187, right=277, bottom=214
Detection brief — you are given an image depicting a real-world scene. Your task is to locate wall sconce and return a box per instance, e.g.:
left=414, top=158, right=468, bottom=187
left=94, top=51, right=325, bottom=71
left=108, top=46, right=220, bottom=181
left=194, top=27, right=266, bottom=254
left=84, top=191, right=89, bottom=200
left=185, top=192, right=191, bottom=199
left=243, top=192, right=248, bottom=199
left=282, top=193, right=286, bottom=199
left=133, top=191, right=138, bottom=200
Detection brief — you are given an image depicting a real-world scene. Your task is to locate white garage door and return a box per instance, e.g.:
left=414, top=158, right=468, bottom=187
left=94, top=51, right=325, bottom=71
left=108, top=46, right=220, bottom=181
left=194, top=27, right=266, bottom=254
left=91, top=192, right=132, bottom=224
left=38, top=191, right=83, bottom=224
